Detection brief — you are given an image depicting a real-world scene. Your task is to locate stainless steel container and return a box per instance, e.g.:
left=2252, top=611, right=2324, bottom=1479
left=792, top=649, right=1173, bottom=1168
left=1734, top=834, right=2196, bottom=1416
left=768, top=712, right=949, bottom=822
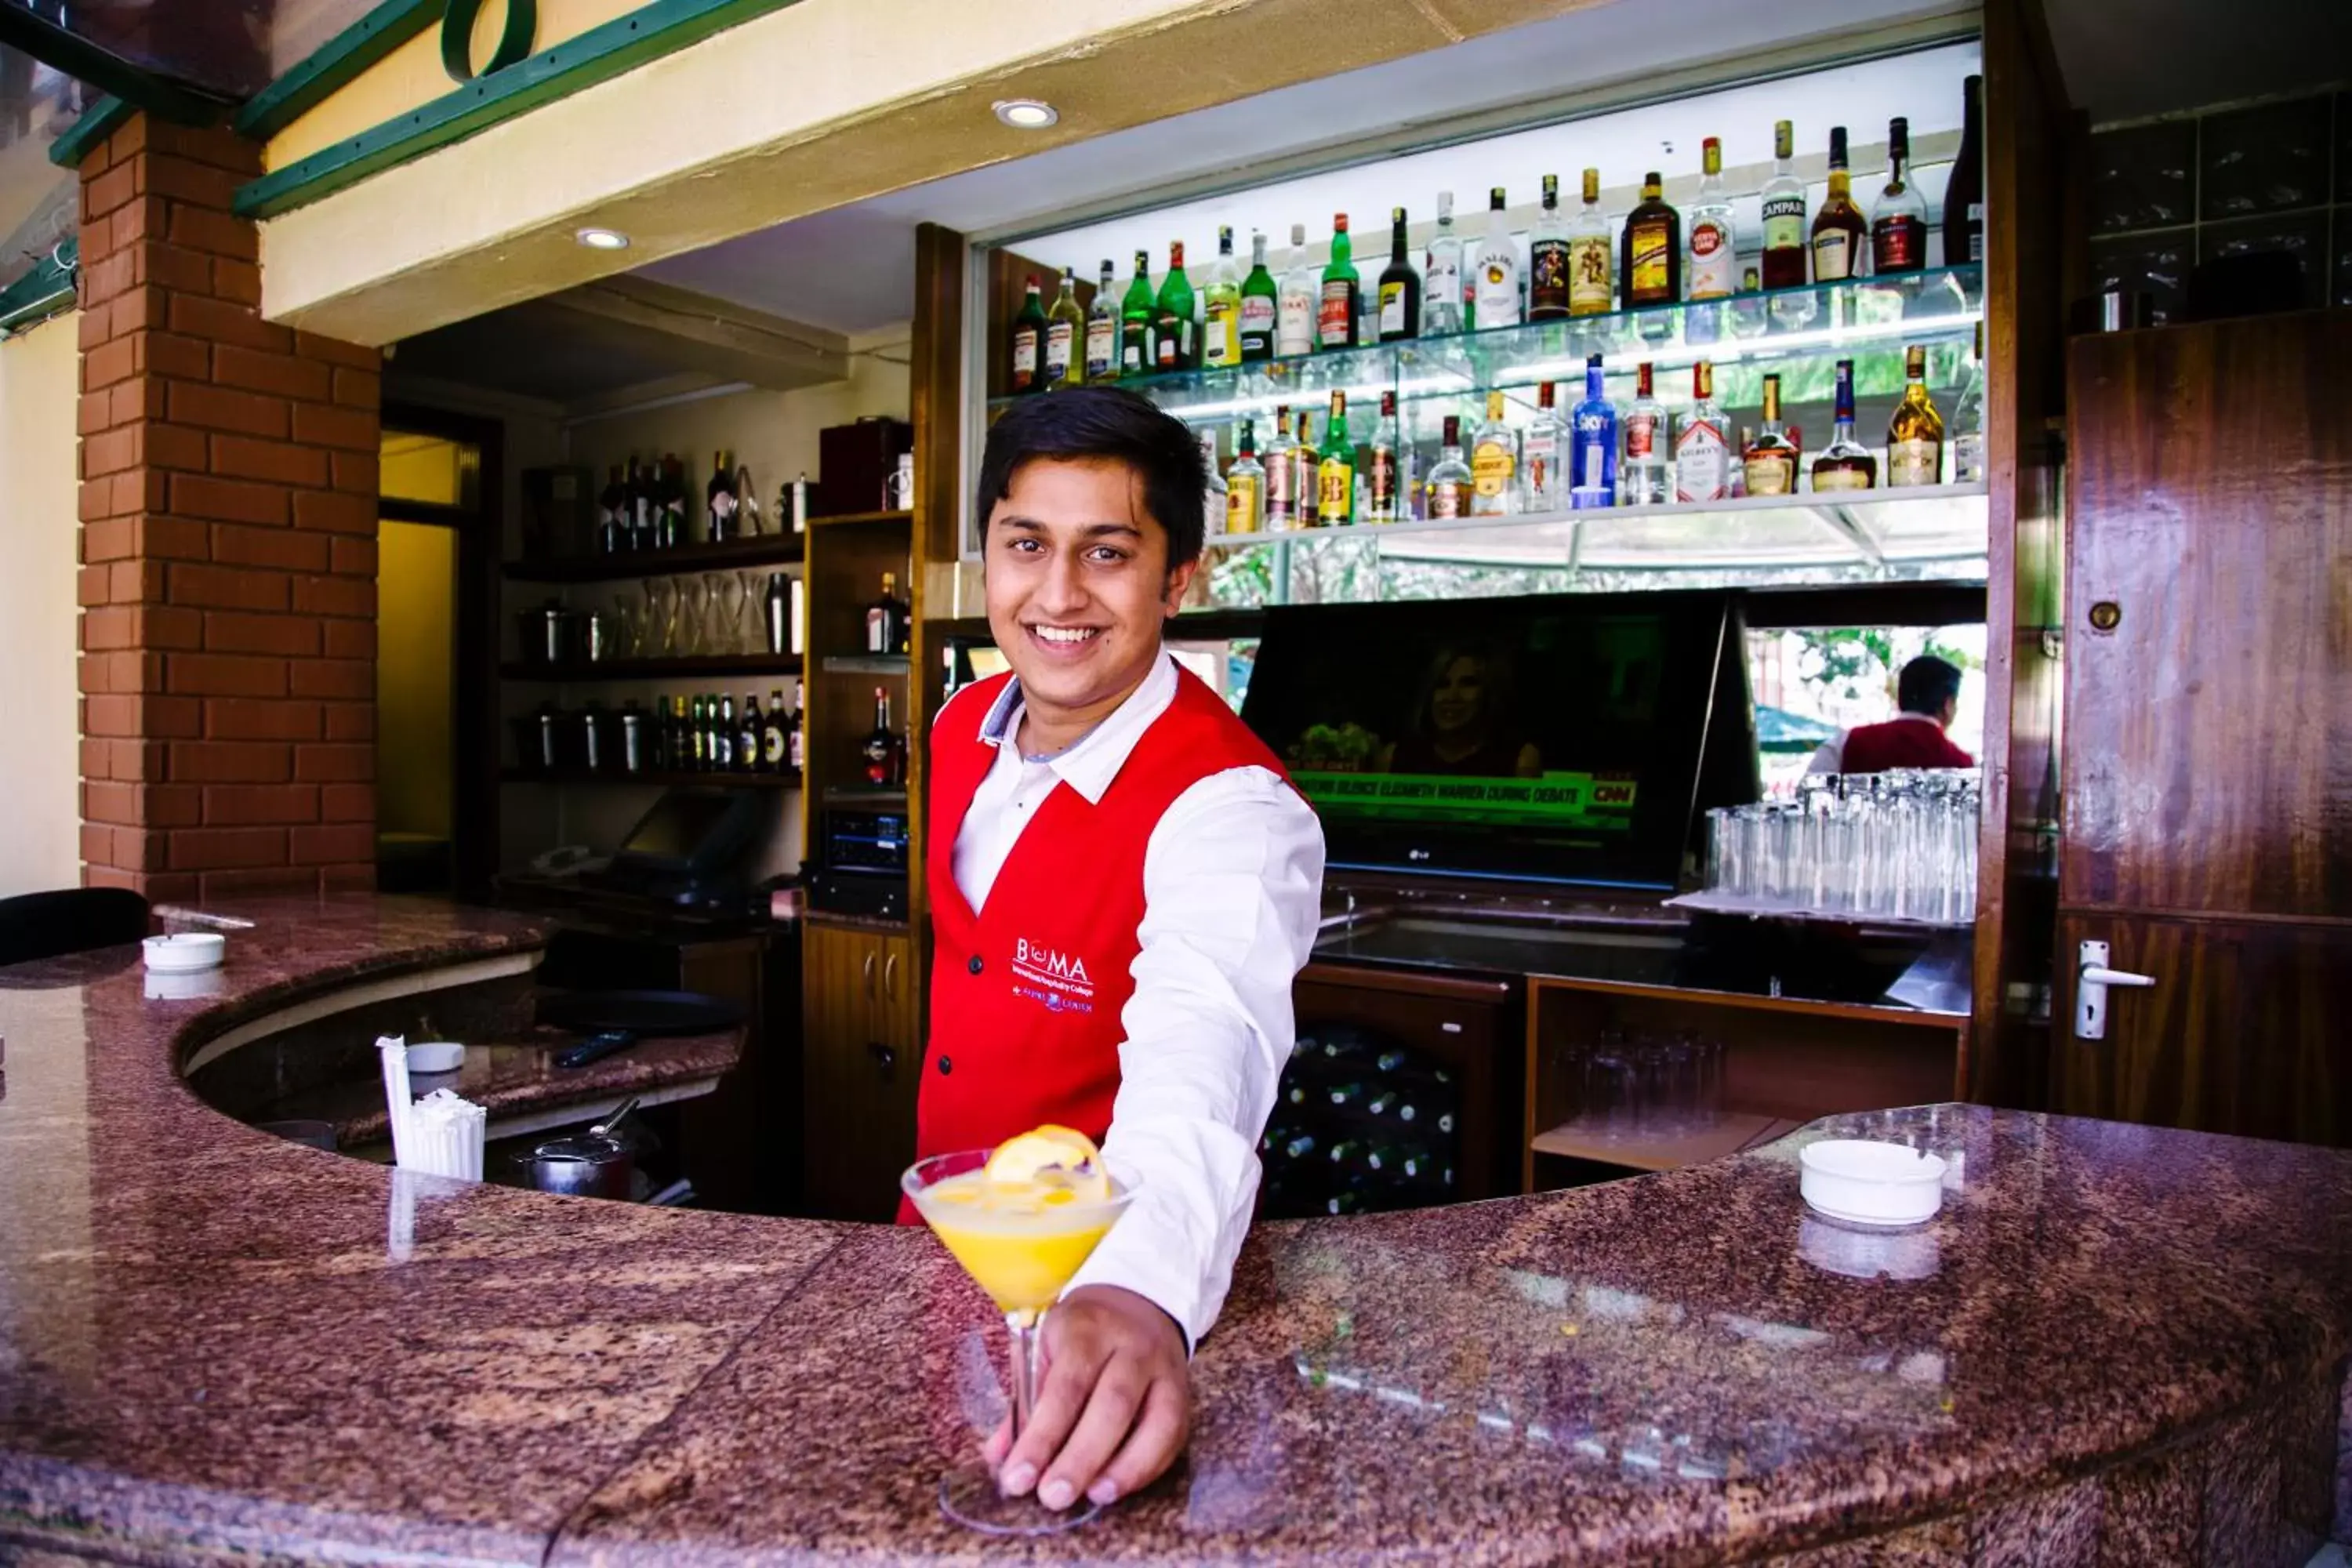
left=514, top=1133, right=633, bottom=1199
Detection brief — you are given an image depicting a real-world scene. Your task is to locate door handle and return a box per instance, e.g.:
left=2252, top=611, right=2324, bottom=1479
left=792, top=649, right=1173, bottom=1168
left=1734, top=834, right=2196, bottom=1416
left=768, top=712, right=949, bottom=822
left=866, top=1040, right=896, bottom=1079
left=862, top=951, right=877, bottom=1001
left=883, top=952, right=900, bottom=1000
left=2074, top=939, right=2156, bottom=1040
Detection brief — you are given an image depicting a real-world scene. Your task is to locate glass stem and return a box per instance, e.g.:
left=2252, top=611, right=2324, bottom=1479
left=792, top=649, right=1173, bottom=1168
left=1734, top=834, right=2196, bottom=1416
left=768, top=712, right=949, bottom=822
left=1005, top=1310, right=1040, bottom=1449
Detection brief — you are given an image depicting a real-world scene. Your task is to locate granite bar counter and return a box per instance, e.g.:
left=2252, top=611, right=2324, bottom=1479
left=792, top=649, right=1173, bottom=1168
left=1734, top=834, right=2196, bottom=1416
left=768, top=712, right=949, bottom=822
left=2, top=895, right=2348, bottom=1566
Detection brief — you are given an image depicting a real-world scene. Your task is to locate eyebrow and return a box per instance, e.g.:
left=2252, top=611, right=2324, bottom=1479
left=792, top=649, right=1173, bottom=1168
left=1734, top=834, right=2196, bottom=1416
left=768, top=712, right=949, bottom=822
left=993, top=516, right=1145, bottom=541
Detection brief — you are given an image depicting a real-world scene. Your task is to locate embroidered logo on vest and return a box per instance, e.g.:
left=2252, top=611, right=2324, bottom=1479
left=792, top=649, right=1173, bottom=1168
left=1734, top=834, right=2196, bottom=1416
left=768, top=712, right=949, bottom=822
left=1011, top=938, right=1094, bottom=1014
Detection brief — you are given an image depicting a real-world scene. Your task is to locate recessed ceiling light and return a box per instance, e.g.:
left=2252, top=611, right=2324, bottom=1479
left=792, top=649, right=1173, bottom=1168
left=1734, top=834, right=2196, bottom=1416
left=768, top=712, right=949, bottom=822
left=575, top=227, right=630, bottom=251
left=993, top=98, right=1058, bottom=130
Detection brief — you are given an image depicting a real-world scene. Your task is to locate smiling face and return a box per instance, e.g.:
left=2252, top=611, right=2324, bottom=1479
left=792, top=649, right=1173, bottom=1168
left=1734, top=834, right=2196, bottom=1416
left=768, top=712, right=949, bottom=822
left=1430, top=655, right=1487, bottom=735
left=983, top=456, right=1197, bottom=742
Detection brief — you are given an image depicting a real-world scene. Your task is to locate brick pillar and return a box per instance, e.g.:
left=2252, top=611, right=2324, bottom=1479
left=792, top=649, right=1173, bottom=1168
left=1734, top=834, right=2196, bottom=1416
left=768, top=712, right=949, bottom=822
left=75, top=114, right=380, bottom=902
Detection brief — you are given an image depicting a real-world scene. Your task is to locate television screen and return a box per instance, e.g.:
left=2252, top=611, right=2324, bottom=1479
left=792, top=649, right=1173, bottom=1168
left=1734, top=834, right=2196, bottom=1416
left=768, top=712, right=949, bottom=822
left=1239, top=591, right=1734, bottom=888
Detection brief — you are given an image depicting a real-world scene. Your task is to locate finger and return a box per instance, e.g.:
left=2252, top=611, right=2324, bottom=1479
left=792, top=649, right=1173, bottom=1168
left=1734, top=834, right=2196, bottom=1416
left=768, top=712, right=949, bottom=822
left=1000, top=1334, right=1106, bottom=1496
left=982, top=1418, right=1010, bottom=1466
left=1086, top=1374, right=1189, bottom=1506
left=1036, top=1356, right=1151, bottom=1511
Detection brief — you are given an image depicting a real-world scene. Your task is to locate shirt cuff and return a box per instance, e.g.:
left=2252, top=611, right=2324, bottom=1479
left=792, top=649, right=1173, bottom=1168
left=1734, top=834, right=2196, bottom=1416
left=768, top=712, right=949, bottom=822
left=1062, top=1209, right=1209, bottom=1356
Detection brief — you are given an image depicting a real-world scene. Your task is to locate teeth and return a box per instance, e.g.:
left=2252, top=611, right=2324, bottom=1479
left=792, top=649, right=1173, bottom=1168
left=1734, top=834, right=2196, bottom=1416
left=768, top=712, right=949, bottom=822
left=1034, top=626, right=1096, bottom=644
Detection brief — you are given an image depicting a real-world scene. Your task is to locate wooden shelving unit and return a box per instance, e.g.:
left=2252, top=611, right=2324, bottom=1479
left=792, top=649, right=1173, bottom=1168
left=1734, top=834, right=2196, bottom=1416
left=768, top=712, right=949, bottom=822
left=503, top=654, right=804, bottom=681
left=501, top=768, right=801, bottom=789
left=501, top=515, right=906, bottom=584
left=1530, top=1110, right=1798, bottom=1174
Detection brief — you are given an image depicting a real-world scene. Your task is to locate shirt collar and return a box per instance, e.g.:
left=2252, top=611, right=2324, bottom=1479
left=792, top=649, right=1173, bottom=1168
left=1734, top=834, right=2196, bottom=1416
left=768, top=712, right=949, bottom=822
left=978, top=650, right=1178, bottom=804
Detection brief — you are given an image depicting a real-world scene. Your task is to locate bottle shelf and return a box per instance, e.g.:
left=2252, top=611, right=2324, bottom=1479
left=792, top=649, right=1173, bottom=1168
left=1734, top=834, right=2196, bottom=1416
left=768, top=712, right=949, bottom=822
left=990, top=266, right=1983, bottom=425
left=822, top=786, right=909, bottom=806
left=501, top=768, right=802, bottom=789
left=1189, top=484, right=1987, bottom=608
left=503, top=532, right=809, bottom=584
left=820, top=653, right=911, bottom=675
left=501, top=654, right=805, bottom=681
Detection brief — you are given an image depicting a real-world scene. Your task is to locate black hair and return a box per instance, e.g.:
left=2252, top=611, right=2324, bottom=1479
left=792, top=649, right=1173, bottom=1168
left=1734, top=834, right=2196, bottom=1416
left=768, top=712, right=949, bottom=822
left=975, top=387, right=1206, bottom=571
left=1897, top=654, right=1964, bottom=716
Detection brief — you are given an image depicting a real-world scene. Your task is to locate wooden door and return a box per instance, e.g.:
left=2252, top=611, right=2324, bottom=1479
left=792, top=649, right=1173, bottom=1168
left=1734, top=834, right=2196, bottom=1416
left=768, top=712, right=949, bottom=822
left=2053, top=311, right=2352, bottom=1142
left=800, top=920, right=924, bottom=1220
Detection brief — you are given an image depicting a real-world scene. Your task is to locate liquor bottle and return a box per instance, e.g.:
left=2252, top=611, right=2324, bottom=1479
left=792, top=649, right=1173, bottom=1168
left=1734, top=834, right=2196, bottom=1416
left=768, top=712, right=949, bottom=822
left=1316, top=214, right=1359, bottom=352
left=762, top=688, right=789, bottom=772
left=1567, top=167, right=1613, bottom=318
left=1527, top=173, right=1571, bottom=318
left=1276, top=223, right=1318, bottom=358
left=648, top=691, right=672, bottom=771
left=1729, top=427, right=1751, bottom=496
left=786, top=680, right=804, bottom=771
left=1811, top=359, right=1878, bottom=492
left=1728, top=265, right=1771, bottom=339
left=1198, top=429, right=1227, bottom=539
left=1367, top=391, right=1401, bottom=521
left=1044, top=267, right=1085, bottom=389
left=737, top=693, right=760, bottom=774
left=1761, top=121, right=1809, bottom=288
left=1811, top=125, right=1868, bottom=284
left=713, top=694, right=735, bottom=771
left=1685, top=137, right=1736, bottom=346
left=1423, top=191, right=1466, bottom=336
left=1886, top=343, right=1945, bottom=487
left=1226, top=419, right=1266, bottom=533
left=597, top=463, right=626, bottom=554
left=1201, top=227, right=1242, bottom=370
left=1743, top=373, right=1801, bottom=497
left=1009, top=274, right=1045, bottom=394
left=1290, top=410, right=1319, bottom=523
left=1470, top=187, right=1520, bottom=330
left=1621, top=362, right=1670, bottom=505
left=1520, top=381, right=1565, bottom=514
left=1263, top=404, right=1298, bottom=528
left=1951, top=321, right=1987, bottom=484
left=1316, top=392, right=1354, bottom=524
left=865, top=570, right=907, bottom=654
left=1619, top=170, right=1681, bottom=339
left=1870, top=116, right=1927, bottom=276
left=862, top=686, right=899, bottom=786
left=1153, top=241, right=1196, bottom=371
left=1327, top=1080, right=1366, bottom=1108
left=1376, top=206, right=1421, bottom=342
left=705, top=450, right=738, bottom=543
left=1675, top=361, right=1730, bottom=503
left=1119, top=249, right=1155, bottom=377
left=1569, top=354, right=1617, bottom=510
left=1469, top=390, right=1517, bottom=517
left=681, top=695, right=701, bottom=770
left=1425, top=415, right=1473, bottom=519
left=1947, top=75, right=1985, bottom=267
left=1239, top=231, right=1278, bottom=362
left=1083, top=259, right=1119, bottom=382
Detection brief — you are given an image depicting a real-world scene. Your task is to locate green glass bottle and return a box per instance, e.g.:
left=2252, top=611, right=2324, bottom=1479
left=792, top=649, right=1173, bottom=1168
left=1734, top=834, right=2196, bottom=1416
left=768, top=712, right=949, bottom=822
left=1316, top=390, right=1354, bottom=524
left=1152, top=241, right=1197, bottom=372
left=1119, top=249, right=1155, bottom=379
left=1007, top=274, right=1046, bottom=395
left=1317, top=213, right=1359, bottom=351
left=1202, top=226, right=1242, bottom=369
left=1239, top=230, right=1278, bottom=363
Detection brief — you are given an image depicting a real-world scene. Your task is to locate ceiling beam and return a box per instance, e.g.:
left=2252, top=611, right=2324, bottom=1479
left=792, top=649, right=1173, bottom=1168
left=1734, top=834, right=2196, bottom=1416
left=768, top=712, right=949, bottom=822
left=535, top=276, right=849, bottom=390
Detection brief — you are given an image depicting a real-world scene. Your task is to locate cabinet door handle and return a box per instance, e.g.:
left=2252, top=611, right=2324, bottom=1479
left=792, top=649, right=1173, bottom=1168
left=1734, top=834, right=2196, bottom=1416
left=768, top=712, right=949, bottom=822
left=883, top=952, right=900, bottom=1000
left=862, top=951, right=877, bottom=1000
left=866, top=1040, right=896, bottom=1079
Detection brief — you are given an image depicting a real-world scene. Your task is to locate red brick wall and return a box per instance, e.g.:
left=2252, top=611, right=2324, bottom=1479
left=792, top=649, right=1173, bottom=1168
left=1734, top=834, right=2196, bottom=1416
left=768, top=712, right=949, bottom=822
left=75, top=114, right=380, bottom=902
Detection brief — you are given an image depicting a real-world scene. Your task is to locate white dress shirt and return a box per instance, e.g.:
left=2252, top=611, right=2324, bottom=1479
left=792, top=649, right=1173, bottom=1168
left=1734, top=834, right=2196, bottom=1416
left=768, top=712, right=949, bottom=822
left=945, top=651, right=1326, bottom=1348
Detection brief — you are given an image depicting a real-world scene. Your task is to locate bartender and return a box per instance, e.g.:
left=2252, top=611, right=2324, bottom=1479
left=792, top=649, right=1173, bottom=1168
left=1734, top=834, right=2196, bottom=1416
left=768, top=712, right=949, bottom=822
left=917, top=387, right=1325, bottom=1512
left=1807, top=654, right=1974, bottom=774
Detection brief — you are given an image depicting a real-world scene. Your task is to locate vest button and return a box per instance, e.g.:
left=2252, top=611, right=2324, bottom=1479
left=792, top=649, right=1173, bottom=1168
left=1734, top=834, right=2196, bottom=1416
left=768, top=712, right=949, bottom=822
left=936, top=1055, right=953, bottom=1075
left=967, top=954, right=983, bottom=975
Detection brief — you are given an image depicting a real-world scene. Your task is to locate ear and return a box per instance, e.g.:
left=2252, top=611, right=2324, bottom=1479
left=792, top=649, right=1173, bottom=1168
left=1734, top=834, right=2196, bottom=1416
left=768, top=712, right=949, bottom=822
left=1161, top=556, right=1200, bottom=618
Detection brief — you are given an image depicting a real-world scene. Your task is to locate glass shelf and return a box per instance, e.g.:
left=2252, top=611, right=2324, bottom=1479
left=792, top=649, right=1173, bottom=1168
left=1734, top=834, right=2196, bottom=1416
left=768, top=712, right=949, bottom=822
left=1186, top=485, right=1987, bottom=608
left=989, top=266, right=1983, bottom=429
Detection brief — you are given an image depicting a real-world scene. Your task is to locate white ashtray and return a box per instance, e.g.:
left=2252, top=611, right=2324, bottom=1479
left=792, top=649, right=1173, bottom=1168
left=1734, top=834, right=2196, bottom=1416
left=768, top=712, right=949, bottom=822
left=1799, top=1139, right=1946, bottom=1229
left=406, top=1041, right=466, bottom=1074
left=143, top=932, right=225, bottom=973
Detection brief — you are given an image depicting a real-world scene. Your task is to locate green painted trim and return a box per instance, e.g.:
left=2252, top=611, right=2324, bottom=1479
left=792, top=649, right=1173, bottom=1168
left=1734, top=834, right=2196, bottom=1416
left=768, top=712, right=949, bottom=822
left=234, top=0, right=446, bottom=142
left=0, top=239, right=79, bottom=336
left=234, top=0, right=800, bottom=220
left=48, top=95, right=135, bottom=168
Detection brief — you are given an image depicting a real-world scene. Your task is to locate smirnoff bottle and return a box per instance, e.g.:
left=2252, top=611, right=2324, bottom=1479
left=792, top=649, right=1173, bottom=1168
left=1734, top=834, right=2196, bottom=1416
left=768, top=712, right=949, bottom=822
left=1620, top=363, right=1670, bottom=505
left=1674, top=361, right=1730, bottom=503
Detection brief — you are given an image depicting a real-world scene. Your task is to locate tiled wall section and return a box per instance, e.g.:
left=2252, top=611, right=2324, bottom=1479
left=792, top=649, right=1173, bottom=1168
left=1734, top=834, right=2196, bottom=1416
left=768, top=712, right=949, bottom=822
left=1766, top=1363, right=2347, bottom=1566
left=74, top=114, right=381, bottom=900
left=2089, top=87, right=2350, bottom=323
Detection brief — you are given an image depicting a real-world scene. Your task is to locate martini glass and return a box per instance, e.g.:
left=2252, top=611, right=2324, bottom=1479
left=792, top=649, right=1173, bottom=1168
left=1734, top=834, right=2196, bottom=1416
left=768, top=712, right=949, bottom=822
left=902, top=1149, right=1136, bottom=1535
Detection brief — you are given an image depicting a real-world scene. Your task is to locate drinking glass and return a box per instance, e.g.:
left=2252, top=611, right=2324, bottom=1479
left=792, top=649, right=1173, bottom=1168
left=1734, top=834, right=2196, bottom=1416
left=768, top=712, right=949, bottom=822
left=713, top=572, right=745, bottom=654
left=679, top=576, right=711, bottom=656
left=734, top=568, right=767, bottom=652
left=902, top=1151, right=1137, bottom=1535
left=645, top=577, right=679, bottom=657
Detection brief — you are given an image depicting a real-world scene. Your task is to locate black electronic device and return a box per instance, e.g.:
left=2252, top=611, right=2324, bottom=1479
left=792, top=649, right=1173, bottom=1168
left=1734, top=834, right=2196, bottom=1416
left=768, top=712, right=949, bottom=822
left=822, top=808, right=910, bottom=873
left=592, top=787, right=775, bottom=907
left=805, top=866, right=907, bottom=920
left=1240, top=590, right=1746, bottom=889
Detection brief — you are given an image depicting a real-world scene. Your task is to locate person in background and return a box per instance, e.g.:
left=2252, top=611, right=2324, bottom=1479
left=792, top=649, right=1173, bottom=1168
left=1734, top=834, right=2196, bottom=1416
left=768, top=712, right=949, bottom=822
left=1807, top=654, right=1974, bottom=775
left=1378, top=641, right=1543, bottom=779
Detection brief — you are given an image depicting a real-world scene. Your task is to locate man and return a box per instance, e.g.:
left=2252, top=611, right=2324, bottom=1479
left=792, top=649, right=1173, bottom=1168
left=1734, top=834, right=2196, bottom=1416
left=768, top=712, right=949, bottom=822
left=1807, top=653, right=1974, bottom=775
left=917, top=387, right=1325, bottom=1513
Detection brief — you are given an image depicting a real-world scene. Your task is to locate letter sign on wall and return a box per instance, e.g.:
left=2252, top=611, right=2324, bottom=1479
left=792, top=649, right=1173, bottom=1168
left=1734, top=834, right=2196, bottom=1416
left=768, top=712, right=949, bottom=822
left=441, top=0, right=539, bottom=82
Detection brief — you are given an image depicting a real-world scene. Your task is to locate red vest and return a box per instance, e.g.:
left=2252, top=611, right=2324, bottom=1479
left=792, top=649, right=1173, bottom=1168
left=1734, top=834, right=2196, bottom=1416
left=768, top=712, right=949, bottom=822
left=906, top=666, right=1289, bottom=1213
left=1840, top=717, right=1974, bottom=774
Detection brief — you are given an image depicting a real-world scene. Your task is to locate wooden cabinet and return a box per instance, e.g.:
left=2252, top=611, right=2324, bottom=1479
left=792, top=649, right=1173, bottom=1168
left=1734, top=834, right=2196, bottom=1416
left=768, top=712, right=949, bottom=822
left=800, top=917, right=922, bottom=1220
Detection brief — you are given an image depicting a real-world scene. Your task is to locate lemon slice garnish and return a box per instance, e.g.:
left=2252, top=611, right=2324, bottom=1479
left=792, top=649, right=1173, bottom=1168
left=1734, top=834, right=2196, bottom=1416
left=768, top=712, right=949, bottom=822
left=985, top=1124, right=1109, bottom=1200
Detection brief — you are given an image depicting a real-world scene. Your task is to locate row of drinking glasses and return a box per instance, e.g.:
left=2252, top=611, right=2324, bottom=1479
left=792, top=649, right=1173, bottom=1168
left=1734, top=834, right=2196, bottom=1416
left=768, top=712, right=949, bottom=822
left=601, top=571, right=781, bottom=659
left=1557, top=1028, right=1726, bottom=1137
left=1707, top=769, right=1980, bottom=924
